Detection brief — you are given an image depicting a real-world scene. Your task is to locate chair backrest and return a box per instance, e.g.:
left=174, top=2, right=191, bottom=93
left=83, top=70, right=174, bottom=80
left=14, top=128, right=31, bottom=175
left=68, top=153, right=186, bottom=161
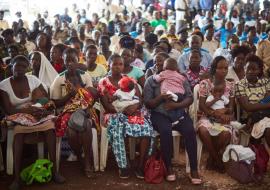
left=189, top=84, right=200, bottom=127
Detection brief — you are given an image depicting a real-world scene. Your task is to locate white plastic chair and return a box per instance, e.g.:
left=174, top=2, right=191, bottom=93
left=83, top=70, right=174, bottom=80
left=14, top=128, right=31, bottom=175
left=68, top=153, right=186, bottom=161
left=188, top=84, right=203, bottom=172
left=99, top=102, right=136, bottom=171
left=55, top=127, right=99, bottom=172
left=6, top=126, right=45, bottom=175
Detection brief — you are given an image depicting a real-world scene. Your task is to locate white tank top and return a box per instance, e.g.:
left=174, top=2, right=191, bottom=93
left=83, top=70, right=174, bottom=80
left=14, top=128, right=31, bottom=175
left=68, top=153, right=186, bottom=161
left=0, top=75, right=41, bottom=107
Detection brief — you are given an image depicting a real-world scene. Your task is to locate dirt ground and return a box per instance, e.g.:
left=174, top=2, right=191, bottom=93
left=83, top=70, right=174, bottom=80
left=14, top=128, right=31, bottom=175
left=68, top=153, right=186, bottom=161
left=1, top=150, right=270, bottom=190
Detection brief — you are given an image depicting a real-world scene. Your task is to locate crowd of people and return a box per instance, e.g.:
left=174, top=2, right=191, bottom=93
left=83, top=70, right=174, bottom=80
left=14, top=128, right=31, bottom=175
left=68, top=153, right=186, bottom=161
left=1, top=0, right=270, bottom=189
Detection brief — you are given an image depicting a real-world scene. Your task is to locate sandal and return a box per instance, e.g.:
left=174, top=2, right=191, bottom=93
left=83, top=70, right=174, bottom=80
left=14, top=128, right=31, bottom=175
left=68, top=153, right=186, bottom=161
left=166, top=174, right=176, bottom=182
left=189, top=175, right=203, bottom=185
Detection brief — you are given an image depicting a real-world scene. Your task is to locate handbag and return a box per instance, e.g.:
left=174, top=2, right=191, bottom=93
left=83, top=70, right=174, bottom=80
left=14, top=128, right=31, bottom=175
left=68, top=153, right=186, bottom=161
left=68, top=109, right=92, bottom=132
left=20, top=159, right=53, bottom=185
left=225, top=148, right=256, bottom=184
left=144, top=152, right=167, bottom=184
left=250, top=144, right=269, bottom=175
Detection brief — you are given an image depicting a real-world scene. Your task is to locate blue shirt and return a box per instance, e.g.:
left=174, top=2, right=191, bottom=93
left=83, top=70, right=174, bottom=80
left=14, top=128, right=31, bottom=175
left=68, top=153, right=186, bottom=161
left=200, top=0, right=213, bottom=10
left=218, top=27, right=236, bottom=48
left=178, top=48, right=213, bottom=73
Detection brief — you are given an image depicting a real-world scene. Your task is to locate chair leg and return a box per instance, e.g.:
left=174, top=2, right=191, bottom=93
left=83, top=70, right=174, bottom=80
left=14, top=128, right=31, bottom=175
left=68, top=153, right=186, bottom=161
left=172, top=135, right=180, bottom=163
left=129, top=138, right=136, bottom=160
left=6, top=128, right=14, bottom=175
left=56, top=137, right=62, bottom=172
left=37, top=142, right=44, bottom=158
left=100, top=127, right=108, bottom=171
left=91, top=128, right=99, bottom=171
left=0, top=145, right=4, bottom=171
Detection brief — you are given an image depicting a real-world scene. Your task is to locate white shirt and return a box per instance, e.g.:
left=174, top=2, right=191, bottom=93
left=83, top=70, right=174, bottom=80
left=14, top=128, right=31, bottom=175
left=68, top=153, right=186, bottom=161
left=202, top=40, right=219, bottom=56
left=0, top=75, right=41, bottom=107
left=175, top=0, right=186, bottom=21
left=206, top=95, right=229, bottom=110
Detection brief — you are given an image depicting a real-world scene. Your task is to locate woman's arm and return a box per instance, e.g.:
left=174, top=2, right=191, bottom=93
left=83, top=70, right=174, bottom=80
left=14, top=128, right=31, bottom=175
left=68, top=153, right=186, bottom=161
left=199, top=96, right=215, bottom=117
left=237, top=96, right=270, bottom=112
left=0, top=89, right=43, bottom=115
left=164, top=96, right=193, bottom=110
left=100, top=93, right=117, bottom=113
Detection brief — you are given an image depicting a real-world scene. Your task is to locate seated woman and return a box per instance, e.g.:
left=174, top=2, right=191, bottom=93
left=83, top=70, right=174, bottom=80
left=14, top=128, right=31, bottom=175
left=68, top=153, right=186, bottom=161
left=98, top=54, right=153, bottom=179
left=235, top=54, right=270, bottom=146
left=197, top=56, right=234, bottom=173
left=50, top=48, right=98, bottom=178
left=29, top=51, right=58, bottom=90
left=120, top=48, right=145, bottom=88
left=145, top=52, right=169, bottom=79
left=0, top=55, right=65, bottom=190
left=144, top=58, right=202, bottom=184
left=226, top=45, right=250, bottom=82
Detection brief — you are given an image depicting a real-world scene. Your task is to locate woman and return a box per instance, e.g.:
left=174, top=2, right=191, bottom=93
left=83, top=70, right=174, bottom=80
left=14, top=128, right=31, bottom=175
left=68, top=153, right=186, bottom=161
left=98, top=54, right=153, bottom=179
left=50, top=48, right=98, bottom=178
left=120, top=48, right=145, bottom=88
left=0, top=55, right=65, bottom=190
left=35, top=32, right=52, bottom=59
left=144, top=57, right=202, bottom=184
left=85, top=45, right=107, bottom=87
left=197, top=56, right=234, bottom=172
left=235, top=55, right=270, bottom=146
left=50, top=43, right=67, bottom=73
left=186, top=49, right=209, bottom=89
left=29, top=51, right=58, bottom=90
left=226, top=45, right=250, bottom=82
left=145, top=52, right=169, bottom=79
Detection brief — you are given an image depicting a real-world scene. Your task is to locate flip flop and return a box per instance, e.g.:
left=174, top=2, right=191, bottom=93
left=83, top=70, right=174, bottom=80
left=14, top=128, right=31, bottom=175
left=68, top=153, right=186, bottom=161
left=189, top=175, right=203, bottom=185
left=166, top=174, right=176, bottom=182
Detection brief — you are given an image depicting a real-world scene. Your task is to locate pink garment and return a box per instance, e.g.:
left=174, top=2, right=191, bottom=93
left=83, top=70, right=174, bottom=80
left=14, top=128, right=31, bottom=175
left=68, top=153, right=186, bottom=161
left=154, top=70, right=186, bottom=94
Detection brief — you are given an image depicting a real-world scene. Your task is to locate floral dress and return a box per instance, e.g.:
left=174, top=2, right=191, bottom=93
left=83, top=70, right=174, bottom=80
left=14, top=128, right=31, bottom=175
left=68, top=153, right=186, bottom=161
left=98, top=76, right=154, bottom=169
left=197, top=79, right=236, bottom=139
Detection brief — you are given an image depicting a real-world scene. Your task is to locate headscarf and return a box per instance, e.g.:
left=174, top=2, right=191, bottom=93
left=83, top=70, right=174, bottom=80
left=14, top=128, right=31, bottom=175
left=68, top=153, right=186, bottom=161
left=35, top=51, right=58, bottom=89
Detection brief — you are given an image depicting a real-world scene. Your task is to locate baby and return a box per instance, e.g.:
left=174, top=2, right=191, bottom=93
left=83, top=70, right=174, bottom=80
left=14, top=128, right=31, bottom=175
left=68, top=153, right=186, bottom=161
left=206, top=81, right=243, bottom=129
left=153, top=58, right=186, bottom=126
left=206, top=82, right=230, bottom=115
left=112, top=76, right=140, bottom=113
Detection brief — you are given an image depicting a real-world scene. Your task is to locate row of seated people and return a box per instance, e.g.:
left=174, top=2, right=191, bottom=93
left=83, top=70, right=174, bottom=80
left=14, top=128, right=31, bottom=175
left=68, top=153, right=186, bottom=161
left=0, top=46, right=270, bottom=190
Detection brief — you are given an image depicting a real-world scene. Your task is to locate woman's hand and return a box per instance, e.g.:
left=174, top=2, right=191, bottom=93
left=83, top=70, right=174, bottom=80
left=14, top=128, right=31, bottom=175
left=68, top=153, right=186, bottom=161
left=163, top=101, right=177, bottom=111
left=160, top=93, right=173, bottom=101
left=123, top=104, right=140, bottom=115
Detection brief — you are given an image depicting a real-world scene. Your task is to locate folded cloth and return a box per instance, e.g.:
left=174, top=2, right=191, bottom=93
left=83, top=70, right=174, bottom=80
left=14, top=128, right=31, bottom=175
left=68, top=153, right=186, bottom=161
left=223, top=145, right=256, bottom=163
left=251, top=117, right=270, bottom=139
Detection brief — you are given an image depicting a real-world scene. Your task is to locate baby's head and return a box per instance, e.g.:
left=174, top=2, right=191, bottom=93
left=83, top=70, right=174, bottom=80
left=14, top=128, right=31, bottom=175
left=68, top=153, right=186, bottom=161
left=212, top=81, right=225, bottom=97
left=118, top=76, right=135, bottom=92
left=31, top=88, right=48, bottom=105
left=163, top=58, right=178, bottom=71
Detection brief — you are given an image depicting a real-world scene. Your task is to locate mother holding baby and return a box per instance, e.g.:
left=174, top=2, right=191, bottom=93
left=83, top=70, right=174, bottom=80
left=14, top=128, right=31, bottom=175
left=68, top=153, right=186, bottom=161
left=98, top=54, right=153, bottom=179
left=197, top=56, right=234, bottom=173
left=144, top=57, right=201, bottom=184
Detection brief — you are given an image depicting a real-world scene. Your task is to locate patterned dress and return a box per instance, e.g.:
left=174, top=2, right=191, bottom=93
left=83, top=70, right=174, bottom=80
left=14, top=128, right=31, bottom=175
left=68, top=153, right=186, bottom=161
left=197, top=79, right=235, bottom=136
left=98, top=76, right=154, bottom=169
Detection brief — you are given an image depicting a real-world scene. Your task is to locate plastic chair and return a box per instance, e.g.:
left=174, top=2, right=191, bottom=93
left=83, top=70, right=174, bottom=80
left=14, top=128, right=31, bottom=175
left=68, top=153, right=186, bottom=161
left=188, top=84, right=203, bottom=172
left=55, top=127, right=99, bottom=172
left=99, top=101, right=137, bottom=171
left=6, top=126, right=45, bottom=175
